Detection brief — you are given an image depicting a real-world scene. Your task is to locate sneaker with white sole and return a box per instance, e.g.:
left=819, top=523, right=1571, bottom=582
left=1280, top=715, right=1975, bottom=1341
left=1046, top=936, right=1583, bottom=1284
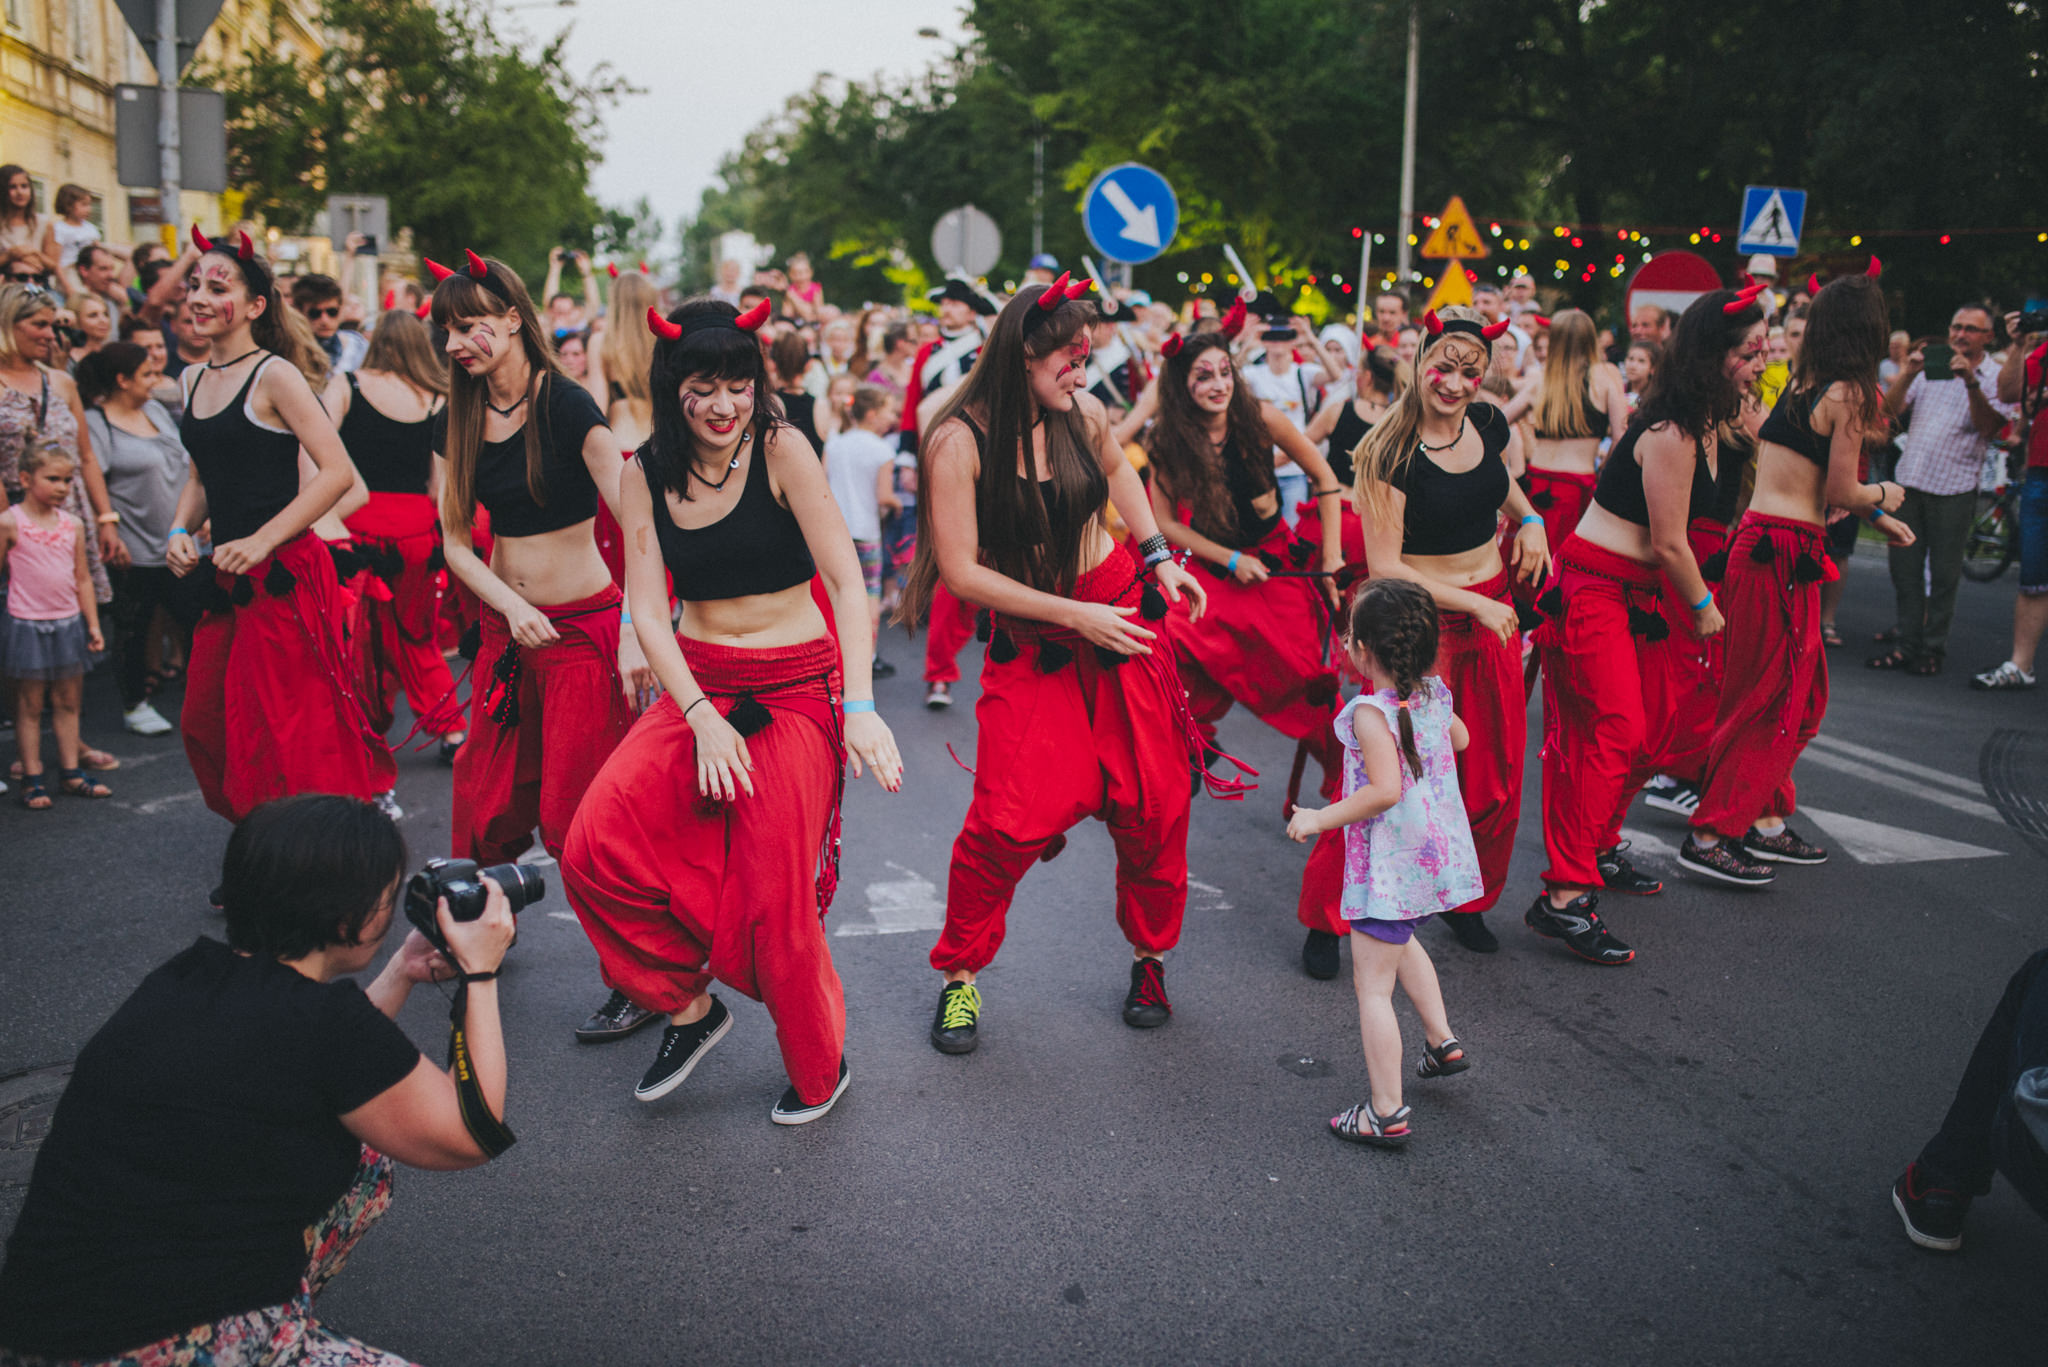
left=1641, top=774, right=1701, bottom=816
left=924, top=681, right=953, bottom=709
left=1971, top=661, right=2038, bottom=691
left=373, top=790, right=404, bottom=821
left=1677, top=834, right=1775, bottom=887
left=635, top=997, right=732, bottom=1102
left=122, top=701, right=174, bottom=736
left=771, top=1057, right=850, bottom=1125
left=1741, top=824, right=1827, bottom=865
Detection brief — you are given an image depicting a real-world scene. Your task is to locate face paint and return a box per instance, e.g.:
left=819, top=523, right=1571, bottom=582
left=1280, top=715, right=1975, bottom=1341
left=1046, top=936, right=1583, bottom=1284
left=683, top=394, right=700, bottom=420
left=474, top=332, right=493, bottom=359
left=221, top=302, right=234, bottom=325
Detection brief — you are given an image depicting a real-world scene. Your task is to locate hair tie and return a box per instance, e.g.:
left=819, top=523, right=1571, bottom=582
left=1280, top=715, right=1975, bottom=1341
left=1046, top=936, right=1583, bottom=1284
left=1395, top=698, right=1410, bottom=710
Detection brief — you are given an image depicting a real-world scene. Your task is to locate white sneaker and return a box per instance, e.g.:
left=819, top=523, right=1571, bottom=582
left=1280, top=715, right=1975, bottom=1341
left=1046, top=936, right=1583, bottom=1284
left=1971, top=661, right=2037, bottom=691
left=123, top=701, right=174, bottom=736
left=373, top=789, right=405, bottom=821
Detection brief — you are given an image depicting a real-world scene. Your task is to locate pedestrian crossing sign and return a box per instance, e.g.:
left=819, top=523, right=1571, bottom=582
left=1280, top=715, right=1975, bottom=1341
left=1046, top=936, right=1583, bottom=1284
left=1422, top=263, right=1474, bottom=312
left=1419, top=196, right=1488, bottom=260
left=1738, top=186, right=1806, bottom=257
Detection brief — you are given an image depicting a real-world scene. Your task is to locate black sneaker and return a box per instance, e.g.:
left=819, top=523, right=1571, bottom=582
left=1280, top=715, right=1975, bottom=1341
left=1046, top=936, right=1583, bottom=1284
left=771, top=1057, right=850, bottom=1126
left=1444, top=912, right=1498, bottom=954
left=1741, top=824, right=1828, bottom=865
left=872, top=657, right=898, bottom=680
left=1301, top=928, right=1341, bottom=980
left=633, top=997, right=732, bottom=1102
left=1892, top=1163, right=1969, bottom=1252
left=1597, top=842, right=1663, bottom=895
left=575, top=988, right=660, bottom=1043
left=1677, top=835, right=1776, bottom=887
left=1122, top=957, right=1172, bottom=1028
left=1641, top=775, right=1701, bottom=816
left=930, top=981, right=981, bottom=1054
left=1524, top=892, right=1635, bottom=965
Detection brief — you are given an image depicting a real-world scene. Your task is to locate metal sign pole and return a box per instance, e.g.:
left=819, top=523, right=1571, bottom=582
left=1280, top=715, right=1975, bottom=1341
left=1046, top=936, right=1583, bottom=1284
left=155, top=0, right=181, bottom=234
left=1356, top=231, right=1373, bottom=355
left=1395, top=0, right=1419, bottom=288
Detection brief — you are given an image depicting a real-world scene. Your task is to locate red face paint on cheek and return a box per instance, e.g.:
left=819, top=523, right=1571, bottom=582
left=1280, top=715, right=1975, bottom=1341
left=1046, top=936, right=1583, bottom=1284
left=474, top=333, right=493, bottom=359
left=683, top=394, right=700, bottom=419
left=221, top=303, right=233, bottom=325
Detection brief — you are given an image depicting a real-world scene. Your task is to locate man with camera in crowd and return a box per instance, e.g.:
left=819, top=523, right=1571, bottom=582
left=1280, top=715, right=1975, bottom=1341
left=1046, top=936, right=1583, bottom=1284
left=0, top=795, right=526, bottom=1365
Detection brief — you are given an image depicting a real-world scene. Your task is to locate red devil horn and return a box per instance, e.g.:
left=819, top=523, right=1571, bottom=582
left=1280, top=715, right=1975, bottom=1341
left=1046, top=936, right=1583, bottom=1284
left=1723, top=284, right=1767, bottom=315
left=1531, top=315, right=1551, bottom=329
left=465, top=250, right=489, bottom=280
left=1481, top=319, right=1511, bottom=340
left=1066, top=277, right=1094, bottom=300
left=638, top=262, right=649, bottom=274
left=1423, top=310, right=1444, bottom=336
left=1866, top=255, right=1882, bottom=279
left=1218, top=299, right=1248, bottom=339
left=236, top=230, right=255, bottom=261
left=1807, top=274, right=1822, bottom=295
left=1741, top=272, right=1758, bottom=287
left=606, top=262, right=619, bottom=279
left=646, top=306, right=682, bottom=342
left=382, top=289, right=395, bottom=311
left=191, top=225, right=214, bottom=253
left=1161, top=332, right=1184, bottom=358
left=416, top=301, right=432, bottom=320
left=1359, top=332, right=1377, bottom=351
left=1039, top=273, right=1070, bottom=309
left=734, top=298, right=772, bottom=332
left=423, top=258, right=453, bottom=283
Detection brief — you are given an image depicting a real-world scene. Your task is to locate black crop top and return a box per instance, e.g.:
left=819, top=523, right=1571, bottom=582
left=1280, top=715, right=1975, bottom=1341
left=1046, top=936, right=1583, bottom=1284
left=1193, top=437, right=1281, bottom=549
left=432, top=375, right=606, bottom=537
left=1392, top=402, right=1512, bottom=556
left=1593, top=420, right=1717, bottom=527
left=1531, top=383, right=1610, bottom=440
left=1757, top=389, right=1830, bottom=467
left=181, top=356, right=302, bottom=545
left=651, top=434, right=816, bottom=601
left=339, top=375, right=436, bottom=496
left=961, top=416, right=1083, bottom=546
left=1327, top=399, right=1377, bottom=487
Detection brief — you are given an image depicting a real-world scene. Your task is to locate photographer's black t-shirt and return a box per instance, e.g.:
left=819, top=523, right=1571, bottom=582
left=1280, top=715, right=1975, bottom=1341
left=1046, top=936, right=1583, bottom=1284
left=0, top=937, right=420, bottom=1357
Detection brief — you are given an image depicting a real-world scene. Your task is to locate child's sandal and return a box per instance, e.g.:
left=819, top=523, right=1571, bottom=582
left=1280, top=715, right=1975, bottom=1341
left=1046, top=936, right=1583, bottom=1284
left=1416, top=1036, right=1470, bottom=1079
left=16, top=773, right=50, bottom=810
left=1330, top=1101, right=1411, bottom=1149
left=57, top=767, right=112, bottom=799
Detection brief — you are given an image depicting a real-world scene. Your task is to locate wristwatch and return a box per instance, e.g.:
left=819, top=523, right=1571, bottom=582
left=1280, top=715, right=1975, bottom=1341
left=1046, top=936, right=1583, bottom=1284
left=95, top=511, right=120, bottom=525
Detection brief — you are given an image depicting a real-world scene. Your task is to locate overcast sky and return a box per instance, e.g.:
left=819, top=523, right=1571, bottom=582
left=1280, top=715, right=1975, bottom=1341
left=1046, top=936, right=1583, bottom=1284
left=540, top=0, right=971, bottom=254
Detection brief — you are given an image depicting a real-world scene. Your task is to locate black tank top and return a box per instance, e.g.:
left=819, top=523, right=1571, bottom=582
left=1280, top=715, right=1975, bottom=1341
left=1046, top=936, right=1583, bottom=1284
left=1757, top=389, right=1830, bottom=467
left=651, top=435, right=815, bottom=601
left=1594, top=420, right=1717, bottom=526
left=433, top=375, right=606, bottom=537
left=1392, top=402, right=1512, bottom=556
left=1327, top=398, right=1377, bottom=486
left=181, top=356, right=301, bottom=545
left=1194, top=436, right=1281, bottom=549
left=1531, top=382, right=1610, bottom=440
left=962, top=416, right=1077, bottom=545
left=338, top=374, right=435, bottom=496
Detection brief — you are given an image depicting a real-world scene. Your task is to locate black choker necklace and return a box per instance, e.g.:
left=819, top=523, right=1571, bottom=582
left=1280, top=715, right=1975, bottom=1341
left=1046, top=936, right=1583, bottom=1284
left=687, top=432, right=750, bottom=492
left=485, top=393, right=530, bottom=418
left=1418, top=416, right=1467, bottom=453
left=204, top=348, right=261, bottom=371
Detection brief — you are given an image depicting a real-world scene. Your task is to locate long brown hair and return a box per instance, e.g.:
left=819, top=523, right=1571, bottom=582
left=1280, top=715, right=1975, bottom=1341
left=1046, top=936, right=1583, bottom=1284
left=432, top=256, right=562, bottom=535
left=1786, top=275, right=1888, bottom=430
left=362, top=309, right=448, bottom=399
left=1346, top=577, right=1440, bottom=781
left=1534, top=309, right=1599, bottom=438
left=0, top=165, right=36, bottom=234
left=900, top=283, right=1105, bottom=623
left=1352, top=304, right=1491, bottom=528
left=1144, top=335, right=1274, bottom=540
left=600, top=272, right=657, bottom=414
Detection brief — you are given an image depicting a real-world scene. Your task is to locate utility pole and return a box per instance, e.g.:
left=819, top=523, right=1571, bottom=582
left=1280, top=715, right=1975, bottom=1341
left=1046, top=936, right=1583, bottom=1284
left=1394, top=0, right=1419, bottom=288
left=155, top=0, right=182, bottom=235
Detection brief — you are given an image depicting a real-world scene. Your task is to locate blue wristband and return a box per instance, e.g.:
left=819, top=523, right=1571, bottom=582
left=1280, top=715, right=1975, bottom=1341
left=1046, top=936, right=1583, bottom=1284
left=1691, top=590, right=1713, bottom=612
left=1521, top=514, right=1542, bottom=526
left=620, top=608, right=632, bottom=625
left=1867, top=508, right=1887, bottom=525
left=843, top=699, right=876, bottom=714
left=170, top=526, right=188, bottom=538
left=1227, top=551, right=1241, bottom=573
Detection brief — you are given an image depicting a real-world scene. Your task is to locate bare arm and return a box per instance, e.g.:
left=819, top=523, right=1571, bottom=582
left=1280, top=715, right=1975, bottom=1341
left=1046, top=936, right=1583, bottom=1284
left=1111, top=373, right=1159, bottom=447
left=1267, top=404, right=1343, bottom=571
left=141, top=249, right=198, bottom=325
left=72, top=513, right=100, bottom=643
left=1287, top=705, right=1402, bottom=840
left=1359, top=482, right=1513, bottom=625
left=212, top=361, right=351, bottom=575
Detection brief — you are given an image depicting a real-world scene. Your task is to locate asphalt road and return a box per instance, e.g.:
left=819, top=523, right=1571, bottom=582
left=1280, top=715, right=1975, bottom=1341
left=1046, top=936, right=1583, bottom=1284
left=3, top=548, right=2044, bottom=1364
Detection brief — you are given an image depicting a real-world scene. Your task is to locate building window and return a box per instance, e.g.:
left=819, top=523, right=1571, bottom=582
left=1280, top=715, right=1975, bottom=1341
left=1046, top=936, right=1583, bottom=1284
left=5, top=0, right=24, bottom=33
left=69, top=0, right=93, bottom=63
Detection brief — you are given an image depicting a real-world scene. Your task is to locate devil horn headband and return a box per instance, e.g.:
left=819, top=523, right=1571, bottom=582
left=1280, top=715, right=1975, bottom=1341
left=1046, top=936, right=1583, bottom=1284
left=1425, top=310, right=1509, bottom=352
left=1808, top=273, right=1822, bottom=296
left=1481, top=319, right=1511, bottom=340
left=1866, top=255, right=1883, bottom=279
left=1722, top=282, right=1768, bottom=315
left=1038, top=273, right=1071, bottom=310
left=1162, top=332, right=1185, bottom=358
left=607, top=262, right=619, bottom=279
left=1218, top=298, right=1248, bottom=339
left=1424, top=309, right=1444, bottom=336
left=647, top=306, right=682, bottom=341
left=648, top=299, right=772, bottom=344
left=423, top=258, right=454, bottom=283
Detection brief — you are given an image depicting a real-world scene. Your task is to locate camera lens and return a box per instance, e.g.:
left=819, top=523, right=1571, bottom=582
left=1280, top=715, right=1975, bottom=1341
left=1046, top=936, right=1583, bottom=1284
left=479, top=863, right=544, bottom=914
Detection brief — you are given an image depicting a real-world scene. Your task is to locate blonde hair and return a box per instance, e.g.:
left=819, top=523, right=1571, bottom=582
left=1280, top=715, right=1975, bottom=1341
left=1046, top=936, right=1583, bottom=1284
left=276, top=304, right=331, bottom=388
left=0, top=282, right=56, bottom=363
left=1533, top=309, right=1600, bottom=438
left=600, top=272, right=657, bottom=417
left=1352, top=304, right=1491, bottom=527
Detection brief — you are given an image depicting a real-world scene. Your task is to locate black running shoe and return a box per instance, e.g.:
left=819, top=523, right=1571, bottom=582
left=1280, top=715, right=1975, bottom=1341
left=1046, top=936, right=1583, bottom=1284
left=1301, top=928, right=1341, bottom=980
left=634, top=997, right=732, bottom=1102
left=930, top=981, right=981, bottom=1054
left=1444, top=912, right=1498, bottom=954
left=1122, top=958, right=1172, bottom=1028
left=576, top=989, right=660, bottom=1044
left=1597, top=842, right=1663, bottom=895
left=771, top=1058, right=850, bottom=1126
left=1741, top=824, right=1828, bottom=865
left=1524, top=892, right=1635, bottom=965
left=1892, top=1163, right=1969, bottom=1252
left=1677, top=835, right=1775, bottom=887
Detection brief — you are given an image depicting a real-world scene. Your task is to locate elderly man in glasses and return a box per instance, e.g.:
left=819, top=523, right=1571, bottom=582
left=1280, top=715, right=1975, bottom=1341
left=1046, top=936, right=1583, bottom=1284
left=288, top=272, right=368, bottom=372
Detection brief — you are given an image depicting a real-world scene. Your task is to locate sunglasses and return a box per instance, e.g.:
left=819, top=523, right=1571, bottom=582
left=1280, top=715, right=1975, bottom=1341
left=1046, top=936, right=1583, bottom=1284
left=307, top=305, right=341, bottom=320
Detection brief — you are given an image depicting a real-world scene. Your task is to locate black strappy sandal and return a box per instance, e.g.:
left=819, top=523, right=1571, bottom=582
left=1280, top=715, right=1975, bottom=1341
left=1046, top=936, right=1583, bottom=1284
left=1866, top=647, right=1913, bottom=671
left=16, top=772, right=50, bottom=810
left=1330, top=1101, right=1411, bottom=1148
left=1417, top=1037, right=1471, bottom=1079
left=58, top=767, right=112, bottom=799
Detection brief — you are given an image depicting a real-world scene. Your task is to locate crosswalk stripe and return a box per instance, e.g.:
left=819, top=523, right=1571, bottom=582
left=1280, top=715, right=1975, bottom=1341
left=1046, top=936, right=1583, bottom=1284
left=1808, top=734, right=1986, bottom=798
left=1795, top=748, right=2002, bottom=824
left=1798, top=807, right=2006, bottom=864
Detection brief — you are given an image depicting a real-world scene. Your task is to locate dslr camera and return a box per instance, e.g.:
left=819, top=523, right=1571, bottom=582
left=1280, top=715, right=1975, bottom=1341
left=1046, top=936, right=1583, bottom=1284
left=402, top=857, right=545, bottom=955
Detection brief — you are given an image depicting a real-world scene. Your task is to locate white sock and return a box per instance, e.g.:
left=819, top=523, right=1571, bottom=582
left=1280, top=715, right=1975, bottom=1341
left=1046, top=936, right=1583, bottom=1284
left=1754, top=819, right=1786, bottom=837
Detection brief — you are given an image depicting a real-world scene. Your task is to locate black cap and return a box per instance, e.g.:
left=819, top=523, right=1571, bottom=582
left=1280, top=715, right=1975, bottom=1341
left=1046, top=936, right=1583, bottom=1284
left=927, top=279, right=998, bottom=315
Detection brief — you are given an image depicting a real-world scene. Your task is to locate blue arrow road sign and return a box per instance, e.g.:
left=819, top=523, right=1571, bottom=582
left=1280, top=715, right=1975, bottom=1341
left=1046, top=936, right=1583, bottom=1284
left=1083, top=163, right=1179, bottom=265
left=1738, top=186, right=1807, bottom=257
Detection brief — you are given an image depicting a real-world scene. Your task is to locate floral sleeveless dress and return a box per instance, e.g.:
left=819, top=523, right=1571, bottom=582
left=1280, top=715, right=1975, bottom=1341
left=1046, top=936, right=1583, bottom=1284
left=1336, top=680, right=1484, bottom=923
left=0, top=374, right=110, bottom=603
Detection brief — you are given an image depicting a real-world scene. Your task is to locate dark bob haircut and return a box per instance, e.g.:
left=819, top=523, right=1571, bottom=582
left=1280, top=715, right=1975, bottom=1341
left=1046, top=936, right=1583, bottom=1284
left=221, top=795, right=409, bottom=959
left=639, top=297, right=787, bottom=503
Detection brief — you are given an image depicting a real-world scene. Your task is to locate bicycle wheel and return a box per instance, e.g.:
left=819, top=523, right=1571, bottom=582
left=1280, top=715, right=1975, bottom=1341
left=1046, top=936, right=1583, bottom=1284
left=1961, top=489, right=2017, bottom=582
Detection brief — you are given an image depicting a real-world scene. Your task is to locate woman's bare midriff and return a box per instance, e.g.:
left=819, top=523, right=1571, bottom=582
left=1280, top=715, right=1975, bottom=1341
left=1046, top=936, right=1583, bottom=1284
left=1406, top=540, right=1507, bottom=590
left=1528, top=435, right=1601, bottom=476
left=489, top=518, right=616, bottom=607
left=1572, top=501, right=1658, bottom=565
left=1745, top=444, right=1829, bottom=527
left=679, top=582, right=827, bottom=649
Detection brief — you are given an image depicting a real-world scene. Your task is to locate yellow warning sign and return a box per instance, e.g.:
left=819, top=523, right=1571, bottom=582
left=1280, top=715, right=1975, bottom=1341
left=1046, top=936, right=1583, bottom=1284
left=1422, top=263, right=1475, bottom=312
left=1419, top=196, right=1489, bottom=261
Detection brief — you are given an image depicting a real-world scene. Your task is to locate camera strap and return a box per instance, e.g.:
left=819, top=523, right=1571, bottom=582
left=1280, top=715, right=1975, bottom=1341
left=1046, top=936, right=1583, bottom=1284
left=445, top=977, right=516, bottom=1158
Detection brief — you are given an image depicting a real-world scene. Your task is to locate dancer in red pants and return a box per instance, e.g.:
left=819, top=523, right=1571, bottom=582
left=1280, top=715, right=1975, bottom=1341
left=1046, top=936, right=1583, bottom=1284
left=563, top=297, right=901, bottom=1123
left=1682, top=262, right=1912, bottom=886
left=334, top=310, right=464, bottom=763
left=1347, top=305, right=1548, bottom=956
left=902, top=274, right=1210, bottom=1053
left=429, top=251, right=657, bottom=1038
left=164, top=228, right=394, bottom=833
left=1142, top=325, right=1349, bottom=980
left=1502, top=310, right=1629, bottom=551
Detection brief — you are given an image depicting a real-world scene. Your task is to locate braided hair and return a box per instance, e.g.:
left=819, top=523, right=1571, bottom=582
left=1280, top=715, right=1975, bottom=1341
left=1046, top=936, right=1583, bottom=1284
left=1345, top=578, right=1440, bottom=781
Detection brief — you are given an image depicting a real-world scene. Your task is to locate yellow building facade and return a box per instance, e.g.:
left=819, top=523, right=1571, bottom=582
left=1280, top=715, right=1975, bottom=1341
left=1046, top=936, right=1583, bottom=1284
left=0, top=0, right=320, bottom=248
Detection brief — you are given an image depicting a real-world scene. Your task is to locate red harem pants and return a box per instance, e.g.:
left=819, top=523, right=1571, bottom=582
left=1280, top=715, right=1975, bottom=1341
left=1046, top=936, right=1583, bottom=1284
left=1537, top=537, right=1688, bottom=888
left=439, top=505, right=492, bottom=654
left=1293, top=497, right=1368, bottom=572
left=932, top=547, right=1193, bottom=974
left=345, top=493, right=459, bottom=737
left=1691, top=512, right=1830, bottom=840
left=450, top=585, right=632, bottom=863
left=1651, top=518, right=1732, bottom=785
left=1527, top=467, right=1599, bottom=549
left=182, top=531, right=397, bottom=823
left=563, top=635, right=847, bottom=1105
left=1174, top=521, right=1340, bottom=751
left=1438, top=569, right=1526, bottom=914
left=923, top=578, right=978, bottom=684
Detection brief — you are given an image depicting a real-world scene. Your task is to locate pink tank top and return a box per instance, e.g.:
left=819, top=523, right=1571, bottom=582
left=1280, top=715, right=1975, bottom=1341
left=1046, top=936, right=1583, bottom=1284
left=8, top=511, right=81, bottom=619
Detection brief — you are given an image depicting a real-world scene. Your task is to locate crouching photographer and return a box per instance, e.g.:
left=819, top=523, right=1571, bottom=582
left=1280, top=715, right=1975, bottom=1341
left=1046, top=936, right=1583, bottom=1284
left=0, top=794, right=526, bottom=1366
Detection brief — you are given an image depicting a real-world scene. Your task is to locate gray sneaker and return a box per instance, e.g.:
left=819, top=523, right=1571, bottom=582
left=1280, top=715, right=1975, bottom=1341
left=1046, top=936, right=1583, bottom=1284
left=123, top=701, right=175, bottom=736
left=1971, top=661, right=2037, bottom=691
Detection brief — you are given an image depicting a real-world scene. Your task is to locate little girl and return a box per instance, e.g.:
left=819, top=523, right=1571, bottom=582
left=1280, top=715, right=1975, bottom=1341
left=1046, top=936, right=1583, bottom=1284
left=0, top=445, right=108, bottom=808
left=1287, top=578, right=1481, bottom=1148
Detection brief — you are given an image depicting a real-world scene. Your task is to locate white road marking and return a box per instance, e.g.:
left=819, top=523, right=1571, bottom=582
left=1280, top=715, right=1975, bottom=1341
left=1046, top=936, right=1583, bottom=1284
left=136, top=789, right=205, bottom=815
left=1795, top=749, right=2003, bottom=824
left=547, top=911, right=578, bottom=921
left=1807, top=734, right=1985, bottom=798
left=1798, top=807, right=2006, bottom=865
left=1619, top=827, right=1681, bottom=861
left=1189, top=878, right=1234, bottom=911
left=835, top=860, right=946, bottom=936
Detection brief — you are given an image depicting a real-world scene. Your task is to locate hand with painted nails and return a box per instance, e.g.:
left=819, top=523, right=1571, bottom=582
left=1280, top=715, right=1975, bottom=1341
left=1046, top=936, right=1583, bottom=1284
left=690, top=704, right=754, bottom=802
left=618, top=631, right=659, bottom=712
left=844, top=710, right=902, bottom=792
left=1067, top=601, right=1156, bottom=655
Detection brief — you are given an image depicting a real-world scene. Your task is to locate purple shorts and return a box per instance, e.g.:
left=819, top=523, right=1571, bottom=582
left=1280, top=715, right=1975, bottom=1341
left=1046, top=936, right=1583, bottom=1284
left=1348, top=914, right=1433, bottom=945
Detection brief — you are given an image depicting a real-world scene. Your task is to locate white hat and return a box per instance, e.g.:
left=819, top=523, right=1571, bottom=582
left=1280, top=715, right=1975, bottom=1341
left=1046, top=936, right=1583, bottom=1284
left=1745, top=254, right=1780, bottom=278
